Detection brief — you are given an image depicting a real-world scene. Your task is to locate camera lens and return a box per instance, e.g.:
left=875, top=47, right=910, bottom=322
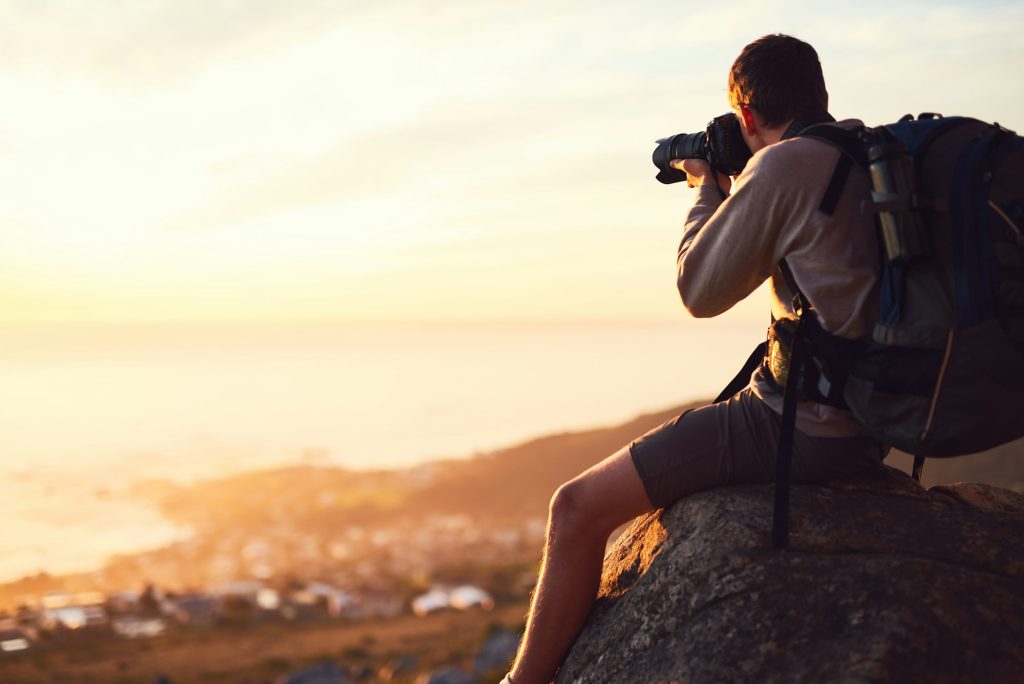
left=653, top=132, right=707, bottom=184
left=673, top=132, right=708, bottom=162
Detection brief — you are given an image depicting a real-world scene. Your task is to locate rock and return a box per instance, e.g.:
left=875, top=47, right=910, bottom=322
left=930, top=482, right=1024, bottom=515
left=556, top=467, right=1024, bottom=684
left=276, top=662, right=349, bottom=684
left=474, top=629, right=521, bottom=675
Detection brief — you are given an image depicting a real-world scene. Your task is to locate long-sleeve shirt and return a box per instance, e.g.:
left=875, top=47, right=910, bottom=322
left=678, top=119, right=880, bottom=437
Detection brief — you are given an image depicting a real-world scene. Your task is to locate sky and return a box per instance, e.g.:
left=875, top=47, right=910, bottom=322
left=0, top=0, right=1022, bottom=324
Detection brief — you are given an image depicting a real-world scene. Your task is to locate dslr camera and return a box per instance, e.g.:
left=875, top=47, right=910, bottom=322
left=652, top=113, right=752, bottom=184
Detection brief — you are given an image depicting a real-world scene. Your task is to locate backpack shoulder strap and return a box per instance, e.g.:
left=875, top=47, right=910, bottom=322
left=799, top=124, right=868, bottom=166
left=798, top=124, right=868, bottom=216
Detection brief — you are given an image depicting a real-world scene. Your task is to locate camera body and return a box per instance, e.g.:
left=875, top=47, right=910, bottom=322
left=652, top=113, right=753, bottom=184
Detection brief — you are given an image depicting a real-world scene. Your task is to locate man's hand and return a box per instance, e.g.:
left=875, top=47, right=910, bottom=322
left=670, top=159, right=732, bottom=194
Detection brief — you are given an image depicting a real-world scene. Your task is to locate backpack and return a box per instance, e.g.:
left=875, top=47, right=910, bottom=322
left=717, top=113, right=1024, bottom=549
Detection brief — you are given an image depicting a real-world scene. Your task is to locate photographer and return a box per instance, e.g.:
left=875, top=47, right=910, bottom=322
left=502, top=34, right=887, bottom=684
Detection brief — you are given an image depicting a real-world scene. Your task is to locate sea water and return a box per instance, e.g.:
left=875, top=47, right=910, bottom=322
left=0, top=319, right=761, bottom=581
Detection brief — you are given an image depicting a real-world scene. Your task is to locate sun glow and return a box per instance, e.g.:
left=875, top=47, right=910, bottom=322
left=0, top=0, right=1014, bottom=324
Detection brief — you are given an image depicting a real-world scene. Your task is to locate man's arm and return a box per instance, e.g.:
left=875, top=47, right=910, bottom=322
left=673, top=152, right=796, bottom=318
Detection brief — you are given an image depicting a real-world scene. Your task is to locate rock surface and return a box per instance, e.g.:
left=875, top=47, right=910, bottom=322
left=556, top=467, right=1024, bottom=684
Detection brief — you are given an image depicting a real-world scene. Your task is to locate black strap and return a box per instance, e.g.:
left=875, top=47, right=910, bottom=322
left=798, top=124, right=869, bottom=217
left=772, top=260, right=811, bottom=549
left=818, top=154, right=852, bottom=216
left=707, top=161, right=730, bottom=203
left=780, top=110, right=836, bottom=141
left=714, top=341, right=767, bottom=403
left=773, top=308, right=808, bottom=550
left=799, top=124, right=868, bottom=168
left=778, top=259, right=806, bottom=313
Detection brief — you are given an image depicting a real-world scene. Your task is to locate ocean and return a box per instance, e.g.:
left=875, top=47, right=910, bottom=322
left=0, top=319, right=761, bottom=582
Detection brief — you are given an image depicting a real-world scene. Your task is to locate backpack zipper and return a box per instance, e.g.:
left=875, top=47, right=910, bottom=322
left=920, top=328, right=956, bottom=443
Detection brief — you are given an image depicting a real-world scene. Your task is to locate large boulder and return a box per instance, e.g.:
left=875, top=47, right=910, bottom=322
left=556, top=467, right=1024, bottom=684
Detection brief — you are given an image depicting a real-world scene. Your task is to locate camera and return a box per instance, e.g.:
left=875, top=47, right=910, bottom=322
left=652, top=113, right=753, bottom=184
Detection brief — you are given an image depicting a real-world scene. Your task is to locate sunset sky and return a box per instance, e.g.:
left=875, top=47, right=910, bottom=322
left=3, top=0, right=1021, bottom=325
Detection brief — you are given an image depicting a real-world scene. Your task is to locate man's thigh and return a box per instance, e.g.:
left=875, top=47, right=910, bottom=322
left=628, top=389, right=885, bottom=509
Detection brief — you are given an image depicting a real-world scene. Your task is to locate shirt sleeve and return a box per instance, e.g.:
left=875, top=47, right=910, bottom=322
left=676, top=151, right=797, bottom=318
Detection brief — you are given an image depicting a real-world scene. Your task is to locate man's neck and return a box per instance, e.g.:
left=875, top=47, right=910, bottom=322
left=762, top=122, right=791, bottom=147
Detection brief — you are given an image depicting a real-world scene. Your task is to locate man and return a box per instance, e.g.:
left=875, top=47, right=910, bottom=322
left=501, top=34, right=887, bottom=684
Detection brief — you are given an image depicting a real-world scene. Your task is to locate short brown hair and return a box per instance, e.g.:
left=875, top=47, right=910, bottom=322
left=728, top=34, right=828, bottom=128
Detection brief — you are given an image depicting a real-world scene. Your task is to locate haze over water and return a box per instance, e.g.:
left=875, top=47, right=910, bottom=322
left=0, top=318, right=758, bottom=582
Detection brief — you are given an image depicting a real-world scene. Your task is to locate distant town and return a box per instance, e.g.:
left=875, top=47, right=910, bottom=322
left=0, top=461, right=558, bottom=683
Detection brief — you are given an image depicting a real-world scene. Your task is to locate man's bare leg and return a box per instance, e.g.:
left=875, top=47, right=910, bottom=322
left=508, top=445, right=655, bottom=684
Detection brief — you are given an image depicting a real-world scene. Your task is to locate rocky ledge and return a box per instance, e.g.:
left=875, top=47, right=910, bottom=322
left=556, top=467, right=1024, bottom=684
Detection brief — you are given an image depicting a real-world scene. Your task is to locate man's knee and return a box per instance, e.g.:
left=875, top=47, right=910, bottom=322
left=548, top=479, right=585, bottom=539
left=546, top=445, right=653, bottom=544
left=548, top=478, right=610, bottom=541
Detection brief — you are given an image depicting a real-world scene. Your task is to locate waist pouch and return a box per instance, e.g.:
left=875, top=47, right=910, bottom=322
left=764, top=317, right=860, bottom=408
left=765, top=318, right=802, bottom=392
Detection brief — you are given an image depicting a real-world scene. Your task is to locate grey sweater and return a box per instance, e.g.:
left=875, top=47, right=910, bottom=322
left=678, top=120, right=879, bottom=437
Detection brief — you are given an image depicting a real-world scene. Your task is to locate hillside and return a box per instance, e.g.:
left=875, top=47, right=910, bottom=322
left=399, top=402, right=699, bottom=522
left=144, top=402, right=1021, bottom=529
left=3, top=400, right=1021, bottom=606
left=134, top=402, right=697, bottom=532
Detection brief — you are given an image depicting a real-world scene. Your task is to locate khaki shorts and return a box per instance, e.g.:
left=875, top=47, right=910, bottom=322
left=629, top=388, right=888, bottom=509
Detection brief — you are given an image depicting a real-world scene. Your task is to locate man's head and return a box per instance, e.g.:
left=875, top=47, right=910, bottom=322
left=728, top=34, right=828, bottom=152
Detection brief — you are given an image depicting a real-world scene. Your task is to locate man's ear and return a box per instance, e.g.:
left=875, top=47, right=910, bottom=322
left=737, top=105, right=758, bottom=136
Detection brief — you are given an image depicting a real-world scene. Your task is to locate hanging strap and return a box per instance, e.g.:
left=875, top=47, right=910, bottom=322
left=714, top=341, right=767, bottom=403
left=771, top=258, right=812, bottom=549
left=773, top=305, right=808, bottom=550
